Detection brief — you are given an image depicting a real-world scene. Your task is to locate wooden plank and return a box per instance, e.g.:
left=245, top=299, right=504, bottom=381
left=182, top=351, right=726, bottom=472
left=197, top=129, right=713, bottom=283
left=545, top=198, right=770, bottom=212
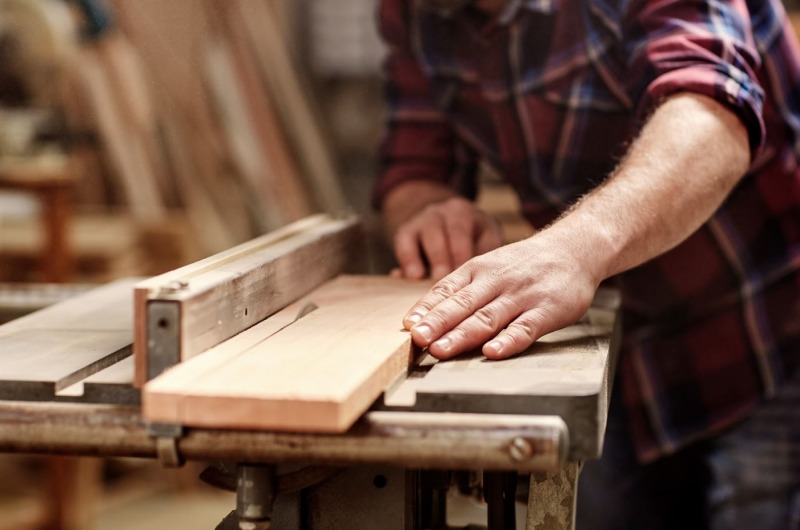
left=113, top=0, right=256, bottom=246
left=381, top=289, right=621, bottom=460
left=73, top=46, right=165, bottom=221
left=159, top=103, right=244, bottom=253
left=219, top=4, right=316, bottom=224
left=204, top=39, right=285, bottom=230
left=234, top=0, right=347, bottom=214
left=0, top=279, right=137, bottom=401
left=143, top=275, right=432, bottom=432
left=133, top=215, right=362, bottom=385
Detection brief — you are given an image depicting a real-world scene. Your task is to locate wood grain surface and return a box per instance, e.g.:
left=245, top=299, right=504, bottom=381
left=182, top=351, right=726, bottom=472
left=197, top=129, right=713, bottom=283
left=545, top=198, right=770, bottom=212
left=143, top=275, right=431, bottom=432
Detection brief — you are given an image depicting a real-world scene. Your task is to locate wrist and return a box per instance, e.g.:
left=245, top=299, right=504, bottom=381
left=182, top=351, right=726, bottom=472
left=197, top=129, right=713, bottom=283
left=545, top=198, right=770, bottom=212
left=538, top=209, right=620, bottom=285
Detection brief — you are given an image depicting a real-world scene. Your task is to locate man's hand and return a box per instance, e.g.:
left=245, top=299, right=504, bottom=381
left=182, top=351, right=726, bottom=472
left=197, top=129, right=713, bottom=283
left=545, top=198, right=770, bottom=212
left=402, top=229, right=600, bottom=359
left=383, top=182, right=503, bottom=280
left=398, top=92, right=750, bottom=361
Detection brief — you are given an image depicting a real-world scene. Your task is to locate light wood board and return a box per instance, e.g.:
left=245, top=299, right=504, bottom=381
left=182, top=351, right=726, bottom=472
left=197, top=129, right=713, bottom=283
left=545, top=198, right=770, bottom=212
left=143, top=275, right=432, bottom=432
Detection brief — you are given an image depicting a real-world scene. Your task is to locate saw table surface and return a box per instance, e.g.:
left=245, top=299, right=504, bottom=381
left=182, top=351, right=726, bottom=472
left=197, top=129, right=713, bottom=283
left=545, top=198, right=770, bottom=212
left=0, top=275, right=619, bottom=461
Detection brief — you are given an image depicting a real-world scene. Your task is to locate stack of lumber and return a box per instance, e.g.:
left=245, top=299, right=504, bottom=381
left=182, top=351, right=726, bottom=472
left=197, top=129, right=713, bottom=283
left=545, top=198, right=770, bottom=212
left=61, top=0, right=346, bottom=257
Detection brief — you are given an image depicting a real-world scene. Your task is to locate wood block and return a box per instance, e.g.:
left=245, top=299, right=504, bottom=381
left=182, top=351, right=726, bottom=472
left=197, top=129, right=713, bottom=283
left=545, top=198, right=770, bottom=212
left=143, top=275, right=432, bottom=432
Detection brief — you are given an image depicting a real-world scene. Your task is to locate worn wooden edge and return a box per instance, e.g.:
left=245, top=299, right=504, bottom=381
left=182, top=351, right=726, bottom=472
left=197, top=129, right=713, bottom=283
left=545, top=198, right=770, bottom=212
left=134, top=214, right=329, bottom=292
left=133, top=214, right=362, bottom=386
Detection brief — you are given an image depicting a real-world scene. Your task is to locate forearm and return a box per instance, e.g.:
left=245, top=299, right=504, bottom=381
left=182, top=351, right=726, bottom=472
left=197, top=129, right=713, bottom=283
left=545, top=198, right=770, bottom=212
left=399, top=93, right=752, bottom=359
left=547, top=92, right=751, bottom=283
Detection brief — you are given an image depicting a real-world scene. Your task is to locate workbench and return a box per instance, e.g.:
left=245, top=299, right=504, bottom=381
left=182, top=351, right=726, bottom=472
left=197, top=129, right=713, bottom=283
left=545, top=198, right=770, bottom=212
left=0, top=216, right=621, bottom=530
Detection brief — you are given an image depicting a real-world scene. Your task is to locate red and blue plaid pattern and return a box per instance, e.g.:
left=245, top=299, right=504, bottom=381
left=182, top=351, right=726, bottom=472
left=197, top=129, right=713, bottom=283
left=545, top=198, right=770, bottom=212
left=375, top=0, right=800, bottom=461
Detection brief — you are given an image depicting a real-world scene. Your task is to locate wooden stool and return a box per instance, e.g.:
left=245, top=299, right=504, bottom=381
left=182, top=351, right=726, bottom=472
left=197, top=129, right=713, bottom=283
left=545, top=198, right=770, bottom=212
left=0, top=155, right=76, bottom=282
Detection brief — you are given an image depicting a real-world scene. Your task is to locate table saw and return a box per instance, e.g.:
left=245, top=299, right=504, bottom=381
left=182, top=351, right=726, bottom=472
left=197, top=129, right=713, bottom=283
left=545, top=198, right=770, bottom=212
left=0, top=214, right=621, bottom=530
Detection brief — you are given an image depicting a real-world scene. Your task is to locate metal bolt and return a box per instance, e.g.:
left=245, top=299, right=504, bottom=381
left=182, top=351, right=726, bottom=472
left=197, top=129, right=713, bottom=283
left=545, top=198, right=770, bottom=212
left=160, top=280, right=189, bottom=294
left=508, top=437, right=533, bottom=461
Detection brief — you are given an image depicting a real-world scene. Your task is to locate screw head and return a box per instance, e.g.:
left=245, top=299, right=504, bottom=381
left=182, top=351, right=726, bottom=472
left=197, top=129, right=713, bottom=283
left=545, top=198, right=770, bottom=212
left=160, top=280, right=189, bottom=294
left=509, top=437, right=534, bottom=461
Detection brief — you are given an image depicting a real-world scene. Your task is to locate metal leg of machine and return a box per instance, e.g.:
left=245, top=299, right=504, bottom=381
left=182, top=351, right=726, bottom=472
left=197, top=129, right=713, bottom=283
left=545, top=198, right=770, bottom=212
left=213, top=464, right=278, bottom=530
left=484, top=471, right=518, bottom=530
left=410, top=470, right=451, bottom=530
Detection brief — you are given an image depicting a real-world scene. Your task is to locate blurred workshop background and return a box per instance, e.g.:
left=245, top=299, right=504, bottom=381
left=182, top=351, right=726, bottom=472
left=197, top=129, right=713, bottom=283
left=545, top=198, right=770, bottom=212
left=0, top=0, right=798, bottom=528
left=0, top=0, right=515, bottom=528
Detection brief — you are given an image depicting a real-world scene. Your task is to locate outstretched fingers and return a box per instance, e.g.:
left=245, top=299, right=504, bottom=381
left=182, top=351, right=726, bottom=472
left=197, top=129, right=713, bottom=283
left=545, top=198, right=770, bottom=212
left=426, top=297, right=519, bottom=359
left=403, top=271, right=497, bottom=348
left=482, top=307, right=556, bottom=359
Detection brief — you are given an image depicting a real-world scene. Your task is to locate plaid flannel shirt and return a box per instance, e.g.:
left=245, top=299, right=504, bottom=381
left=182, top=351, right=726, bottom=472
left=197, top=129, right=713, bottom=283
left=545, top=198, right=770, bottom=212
left=375, top=0, right=800, bottom=461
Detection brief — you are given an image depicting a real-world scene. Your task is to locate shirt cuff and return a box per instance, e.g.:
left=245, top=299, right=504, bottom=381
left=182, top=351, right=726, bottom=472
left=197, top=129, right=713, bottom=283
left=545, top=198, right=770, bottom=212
left=639, top=65, right=766, bottom=161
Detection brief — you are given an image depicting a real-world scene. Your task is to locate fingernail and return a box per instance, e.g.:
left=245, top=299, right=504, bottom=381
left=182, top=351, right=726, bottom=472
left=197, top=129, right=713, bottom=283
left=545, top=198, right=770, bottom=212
left=413, top=324, right=432, bottom=342
left=486, top=340, right=503, bottom=355
left=404, top=313, right=422, bottom=326
left=433, top=336, right=451, bottom=352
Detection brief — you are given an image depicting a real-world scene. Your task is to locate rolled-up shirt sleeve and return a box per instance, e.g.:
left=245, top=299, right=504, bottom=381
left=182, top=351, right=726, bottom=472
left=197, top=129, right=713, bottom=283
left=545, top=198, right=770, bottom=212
left=373, top=0, right=462, bottom=209
left=622, top=0, right=766, bottom=158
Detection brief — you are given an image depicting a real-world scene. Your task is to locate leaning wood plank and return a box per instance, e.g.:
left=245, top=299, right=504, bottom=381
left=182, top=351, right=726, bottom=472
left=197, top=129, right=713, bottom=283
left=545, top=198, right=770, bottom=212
left=234, top=0, right=346, bottom=213
left=0, top=279, right=136, bottom=400
left=133, top=215, right=361, bottom=386
left=219, top=5, right=316, bottom=224
left=143, top=275, right=431, bottom=432
left=113, top=0, right=255, bottom=245
left=73, top=47, right=165, bottom=221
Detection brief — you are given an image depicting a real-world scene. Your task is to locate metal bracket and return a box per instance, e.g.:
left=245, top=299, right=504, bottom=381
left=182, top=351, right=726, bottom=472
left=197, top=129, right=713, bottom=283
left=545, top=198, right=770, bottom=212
left=148, top=422, right=185, bottom=468
left=146, top=299, right=182, bottom=380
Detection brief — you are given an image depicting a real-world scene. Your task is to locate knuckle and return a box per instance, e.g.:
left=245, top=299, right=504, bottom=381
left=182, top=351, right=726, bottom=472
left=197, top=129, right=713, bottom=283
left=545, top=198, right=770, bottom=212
left=449, top=290, right=478, bottom=312
left=431, top=278, right=459, bottom=298
left=472, top=306, right=500, bottom=331
left=423, top=310, right=450, bottom=330
left=507, top=319, right=538, bottom=346
left=447, top=326, right=469, bottom=344
left=415, top=300, right=436, bottom=312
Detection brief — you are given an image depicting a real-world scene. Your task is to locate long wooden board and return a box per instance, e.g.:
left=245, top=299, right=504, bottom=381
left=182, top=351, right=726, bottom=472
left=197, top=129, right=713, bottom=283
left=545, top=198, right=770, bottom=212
left=0, top=279, right=137, bottom=402
left=133, top=215, right=362, bottom=385
left=143, top=275, right=431, bottom=432
left=234, top=0, right=346, bottom=214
